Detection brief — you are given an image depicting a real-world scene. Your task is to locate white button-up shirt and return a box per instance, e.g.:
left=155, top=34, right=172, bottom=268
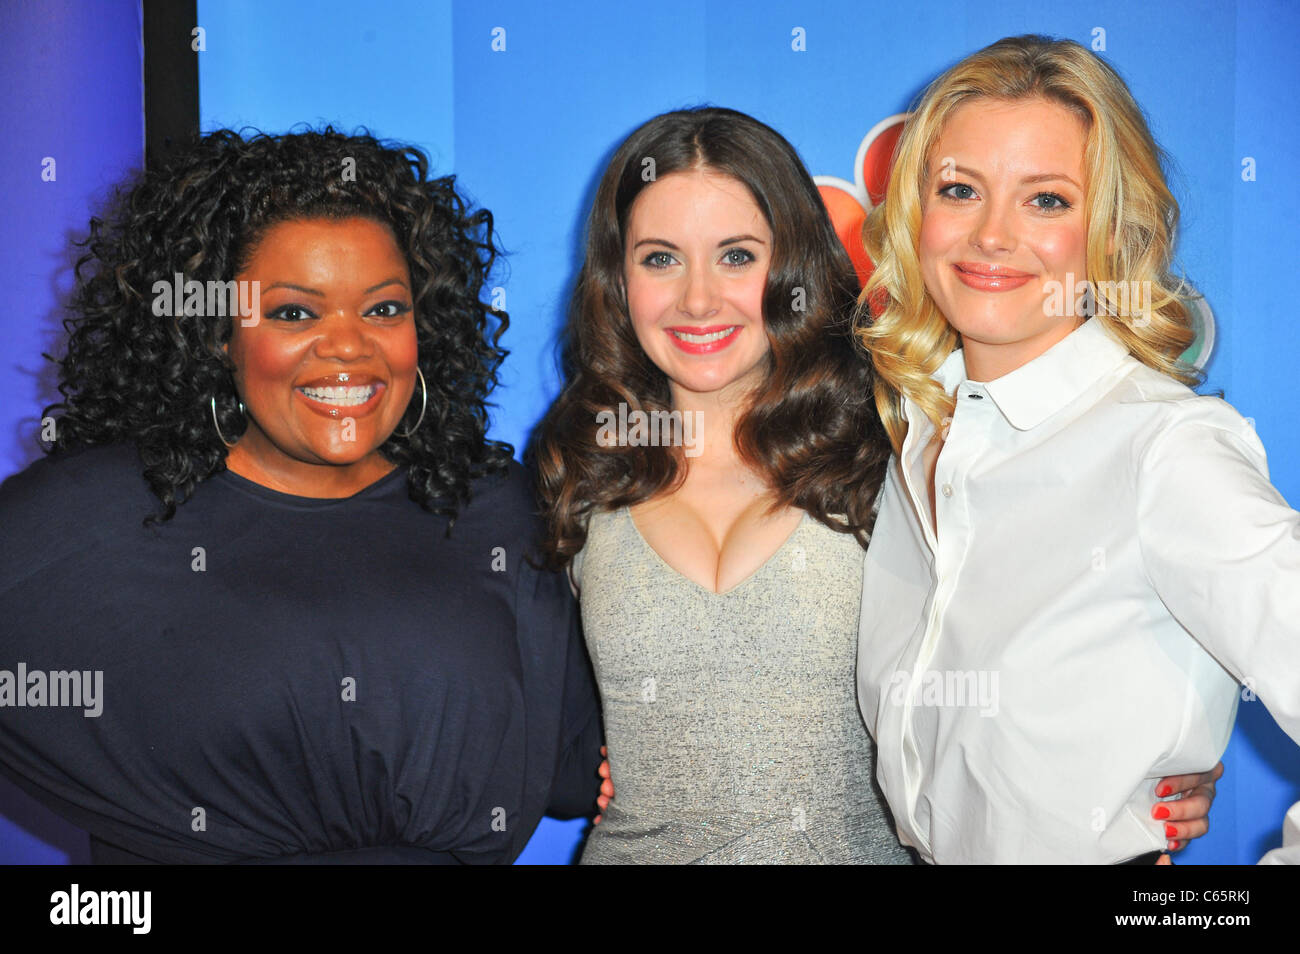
left=857, top=317, right=1300, bottom=863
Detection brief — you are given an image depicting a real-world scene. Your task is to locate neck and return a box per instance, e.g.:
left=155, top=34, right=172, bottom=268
left=224, top=432, right=398, bottom=498
left=667, top=373, right=759, bottom=469
left=959, top=317, right=1084, bottom=383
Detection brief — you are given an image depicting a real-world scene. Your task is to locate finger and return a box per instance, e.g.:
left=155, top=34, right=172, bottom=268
left=1154, top=773, right=1202, bottom=798
left=1156, top=853, right=1171, bottom=865
left=1169, top=840, right=1185, bottom=852
left=593, top=815, right=602, bottom=825
left=600, top=778, right=615, bottom=797
left=597, top=794, right=609, bottom=811
left=1153, top=793, right=1210, bottom=823
left=600, top=745, right=607, bottom=757
left=598, top=760, right=611, bottom=779
left=1155, top=762, right=1224, bottom=798
left=1160, top=818, right=1207, bottom=844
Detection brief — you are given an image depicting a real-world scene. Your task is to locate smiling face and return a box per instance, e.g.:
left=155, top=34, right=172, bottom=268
left=622, top=169, right=773, bottom=404
left=223, top=216, right=419, bottom=494
left=919, top=97, right=1090, bottom=381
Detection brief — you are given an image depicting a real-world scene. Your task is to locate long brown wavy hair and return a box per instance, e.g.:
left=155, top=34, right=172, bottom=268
left=532, top=107, right=892, bottom=569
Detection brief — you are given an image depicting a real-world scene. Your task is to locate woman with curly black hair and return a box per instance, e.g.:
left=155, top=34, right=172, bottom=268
left=0, top=128, right=603, bottom=863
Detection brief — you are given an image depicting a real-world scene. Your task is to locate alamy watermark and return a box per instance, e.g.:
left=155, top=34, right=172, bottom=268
left=50, top=884, right=150, bottom=934
left=1044, top=272, right=1153, bottom=327
left=596, top=403, right=702, bottom=458
left=152, top=273, right=260, bottom=326
left=886, top=668, right=999, bottom=717
left=0, top=663, right=103, bottom=717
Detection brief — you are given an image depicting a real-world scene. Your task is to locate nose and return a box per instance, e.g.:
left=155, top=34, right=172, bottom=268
left=970, top=197, right=1017, bottom=256
left=313, top=311, right=372, bottom=361
left=678, top=264, right=722, bottom=319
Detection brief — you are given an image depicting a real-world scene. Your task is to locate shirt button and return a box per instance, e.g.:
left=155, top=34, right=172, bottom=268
left=941, top=483, right=953, bottom=497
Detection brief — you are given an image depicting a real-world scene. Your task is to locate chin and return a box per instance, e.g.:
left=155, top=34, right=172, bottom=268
left=675, top=369, right=745, bottom=395
left=307, top=441, right=385, bottom=466
left=944, top=305, right=1037, bottom=344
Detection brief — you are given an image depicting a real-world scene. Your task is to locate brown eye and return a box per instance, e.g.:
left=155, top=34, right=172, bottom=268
left=269, top=304, right=315, bottom=322
left=367, top=301, right=412, bottom=318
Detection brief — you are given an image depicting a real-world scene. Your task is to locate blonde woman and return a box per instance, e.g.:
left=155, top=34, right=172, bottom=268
left=856, top=34, right=1298, bottom=864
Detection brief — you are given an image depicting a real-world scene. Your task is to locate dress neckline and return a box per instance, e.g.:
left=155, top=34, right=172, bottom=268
left=215, top=462, right=406, bottom=509
left=621, top=506, right=809, bottom=597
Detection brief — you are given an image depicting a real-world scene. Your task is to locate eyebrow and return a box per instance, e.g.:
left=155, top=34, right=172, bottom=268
left=941, top=164, right=1082, bottom=190
left=632, top=234, right=768, bottom=250
left=263, top=278, right=409, bottom=296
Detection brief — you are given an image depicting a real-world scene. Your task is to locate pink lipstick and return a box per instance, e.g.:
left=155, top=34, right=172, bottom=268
left=953, top=263, right=1033, bottom=291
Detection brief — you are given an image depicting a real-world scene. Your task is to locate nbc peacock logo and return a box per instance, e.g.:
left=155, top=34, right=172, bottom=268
left=813, top=115, right=1215, bottom=371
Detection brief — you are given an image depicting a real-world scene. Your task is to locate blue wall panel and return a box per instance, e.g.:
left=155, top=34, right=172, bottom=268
left=0, top=0, right=145, bottom=863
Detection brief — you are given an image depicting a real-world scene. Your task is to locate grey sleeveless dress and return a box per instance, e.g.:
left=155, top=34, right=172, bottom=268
left=574, top=507, right=913, bottom=864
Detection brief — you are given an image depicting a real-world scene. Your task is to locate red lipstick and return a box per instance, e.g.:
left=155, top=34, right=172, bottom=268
left=664, top=324, right=741, bottom=355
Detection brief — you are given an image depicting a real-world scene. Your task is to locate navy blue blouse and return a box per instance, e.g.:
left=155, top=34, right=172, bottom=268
left=0, top=444, right=602, bottom=863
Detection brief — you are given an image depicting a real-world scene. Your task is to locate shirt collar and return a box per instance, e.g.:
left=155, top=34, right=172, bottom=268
left=901, top=346, right=965, bottom=448
left=922, top=319, right=1132, bottom=432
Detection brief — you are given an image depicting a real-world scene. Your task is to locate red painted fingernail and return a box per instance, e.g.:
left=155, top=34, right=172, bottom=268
left=1165, top=824, right=1177, bottom=838
left=1153, top=805, right=1171, bottom=820
left=1157, top=784, right=1172, bottom=797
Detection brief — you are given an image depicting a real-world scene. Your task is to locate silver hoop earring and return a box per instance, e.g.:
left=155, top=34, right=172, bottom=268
left=211, top=395, right=246, bottom=449
left=395, top=367, right=428, bottom=438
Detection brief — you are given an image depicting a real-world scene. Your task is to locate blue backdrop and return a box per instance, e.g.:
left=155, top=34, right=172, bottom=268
left=1, top=0, right=1297, bottom=864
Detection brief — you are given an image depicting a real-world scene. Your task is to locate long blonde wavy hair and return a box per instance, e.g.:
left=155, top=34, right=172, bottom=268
left=856, top=34, right=1201, bottom=455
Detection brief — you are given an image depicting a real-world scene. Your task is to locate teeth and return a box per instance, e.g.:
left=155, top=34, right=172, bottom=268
left=299, top=385, right=377, bottom=406
left=672, top=327, right=737, bottom=344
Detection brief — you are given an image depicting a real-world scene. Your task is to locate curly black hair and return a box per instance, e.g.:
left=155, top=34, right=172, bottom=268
left=44, top=127, right=512, bottom=525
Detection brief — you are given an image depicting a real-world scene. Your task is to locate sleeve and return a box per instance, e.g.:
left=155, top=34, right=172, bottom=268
left=1135, top=406, right=1300, bottom=744
left=0, top=449, right=208, bottom=862
left=544, top=591, right=604, bottom=819
left=1259, top=801, right=1300, bottom=865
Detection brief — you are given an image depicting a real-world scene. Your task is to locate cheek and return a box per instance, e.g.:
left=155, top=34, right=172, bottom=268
left=384, top=326, right=420, bottom=371
left=230, top=330, right=305, bottom=395
left=624, top=274, right=665, bottom=339
left=918, top=210, right=953, bottom=279
left=734, top=273, right=767, bottom=327
left=1036, top=225, right=1088, bottom=273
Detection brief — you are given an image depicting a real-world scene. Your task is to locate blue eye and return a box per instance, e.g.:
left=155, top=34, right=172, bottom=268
left=1031, top=192, right=1071, bottom=212
left=642, top=251, right=676, bottom=269
left=721, top=248, right=755, bottom=267
left=268, top=304, right=316, bottom=322
left=938, top=183, right=977, bottom=201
